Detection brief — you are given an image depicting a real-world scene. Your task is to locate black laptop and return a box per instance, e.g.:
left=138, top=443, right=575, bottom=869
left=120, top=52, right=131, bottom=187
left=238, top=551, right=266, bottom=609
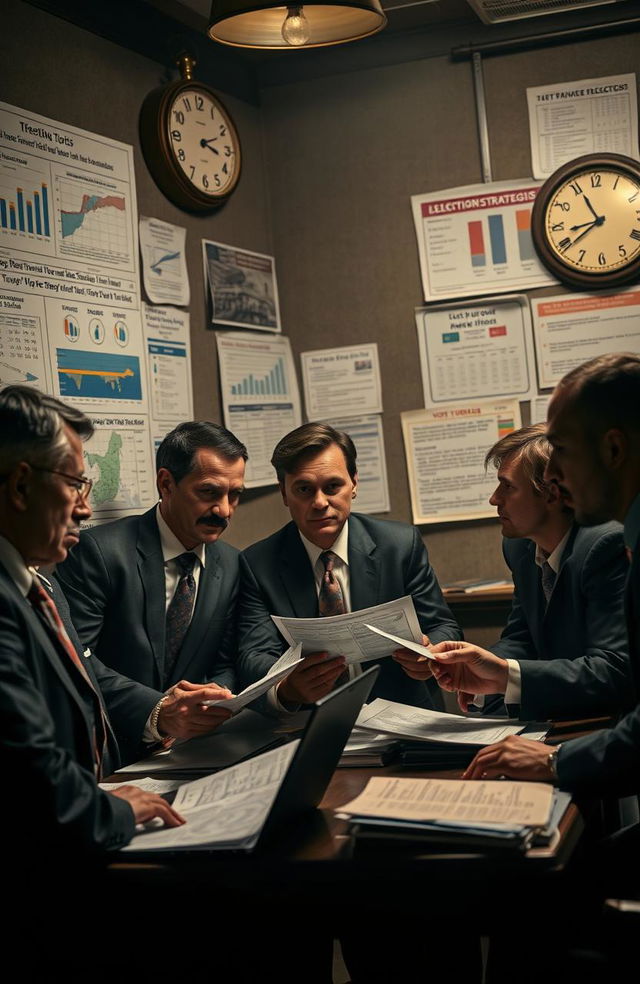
left=122, top=664, right=379, bottom=855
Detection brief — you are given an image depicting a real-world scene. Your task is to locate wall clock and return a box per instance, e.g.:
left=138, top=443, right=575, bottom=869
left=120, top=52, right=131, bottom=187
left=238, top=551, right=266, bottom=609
left=531, top=152, right=640, bottom=290
left=139, top=54, right=241, bottom=213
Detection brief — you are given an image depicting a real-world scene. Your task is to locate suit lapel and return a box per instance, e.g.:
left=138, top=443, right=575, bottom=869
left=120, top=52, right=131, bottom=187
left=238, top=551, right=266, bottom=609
left=348, top=515, right=380, bottom=611
left=278, top=524, right=320, bottom=617
left=513, top=540, right=545, bottom=652
left=137, top=509, right=167, bottom=683
left=543, top=523, right=578, bottom=626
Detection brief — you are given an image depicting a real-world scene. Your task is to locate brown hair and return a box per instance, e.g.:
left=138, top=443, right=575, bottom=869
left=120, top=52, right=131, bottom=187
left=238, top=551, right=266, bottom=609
left=271, top=422, right=357, bottom=481
left=555, top=352, right=640, bottom=438
left=485, top=423, right=552, bottom=495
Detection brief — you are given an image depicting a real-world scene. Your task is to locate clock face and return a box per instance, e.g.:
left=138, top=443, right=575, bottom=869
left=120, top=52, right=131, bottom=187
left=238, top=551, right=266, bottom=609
left=532, top=154, right=640, bottom=289
left=167, top=86, right=239, bottom=200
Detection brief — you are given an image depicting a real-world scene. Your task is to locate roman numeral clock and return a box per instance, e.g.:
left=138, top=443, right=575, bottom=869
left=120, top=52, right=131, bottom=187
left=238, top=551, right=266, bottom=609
left=531, top=153, right=640, bottom=290
left=139, top=54, right=241, bottom=212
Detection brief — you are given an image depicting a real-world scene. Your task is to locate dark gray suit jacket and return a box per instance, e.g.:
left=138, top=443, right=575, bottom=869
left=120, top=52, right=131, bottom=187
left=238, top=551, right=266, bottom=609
left=488, top=522, right=630, bottom=720
left=238, top=513, right=461, bottom=710
left=56, top=506, right=239, bottom=691
left=558, top=545, right=640, bottom=798
left=0, top=561, right=136, bottom=856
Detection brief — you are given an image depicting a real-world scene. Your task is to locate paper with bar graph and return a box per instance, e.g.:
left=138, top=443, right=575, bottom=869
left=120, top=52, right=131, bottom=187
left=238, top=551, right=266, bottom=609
left=415, top=294, right=536, bottom=409
left=216, top=331, right=302, bottom=488
left=411, top=179, right=557, bottom=302
left=0, top=100, right=158, bottom=522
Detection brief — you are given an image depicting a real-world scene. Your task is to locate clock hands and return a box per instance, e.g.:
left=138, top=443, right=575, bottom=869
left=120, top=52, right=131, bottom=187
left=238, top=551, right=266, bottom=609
left=584, top=195, right=600, bottom=222
left=561, top=204, right=606, bottom=251
left=200, top=137, right=220, bottom=156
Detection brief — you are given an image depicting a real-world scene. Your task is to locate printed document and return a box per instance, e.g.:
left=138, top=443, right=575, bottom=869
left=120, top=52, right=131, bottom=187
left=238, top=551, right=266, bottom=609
left=201, top=643, right=303, bottom=710
left=356, top=698, right=546, bottom=745
left=338, top=775, right=553, bottom=827
left=272, top=596, right=422, bottom=663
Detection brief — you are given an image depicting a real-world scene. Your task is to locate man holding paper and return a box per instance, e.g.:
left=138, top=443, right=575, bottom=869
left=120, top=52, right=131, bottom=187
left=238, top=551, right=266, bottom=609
left=238, top=422, right=460, bottom=710
left=430, top=423, right=629, bottom=720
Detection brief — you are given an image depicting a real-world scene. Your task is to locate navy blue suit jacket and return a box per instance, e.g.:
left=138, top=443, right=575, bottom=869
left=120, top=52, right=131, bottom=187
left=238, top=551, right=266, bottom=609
left=558, top=545, right=640, bottom=797
left=237, top=513, right=461, bottom=710
left=0, top=561, right=136, bottom=855
left=57, top=506, right=239, bottom=691
left=489, top=522, right=630, bottom=720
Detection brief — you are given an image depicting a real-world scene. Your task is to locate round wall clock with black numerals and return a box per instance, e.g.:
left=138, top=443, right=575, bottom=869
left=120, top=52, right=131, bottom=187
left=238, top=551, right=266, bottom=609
left=531, top=152, right=640, bottom=290
left=139, top=53, right=241, bottom=213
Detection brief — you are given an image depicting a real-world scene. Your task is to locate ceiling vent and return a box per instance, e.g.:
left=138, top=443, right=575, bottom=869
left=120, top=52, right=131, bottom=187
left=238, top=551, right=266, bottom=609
left=466, top=0, right=627, bottom=25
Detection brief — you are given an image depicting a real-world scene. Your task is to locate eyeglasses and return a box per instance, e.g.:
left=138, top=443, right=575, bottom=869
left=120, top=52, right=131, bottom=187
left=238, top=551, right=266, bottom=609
left=30, top=465, right=93, bottom=501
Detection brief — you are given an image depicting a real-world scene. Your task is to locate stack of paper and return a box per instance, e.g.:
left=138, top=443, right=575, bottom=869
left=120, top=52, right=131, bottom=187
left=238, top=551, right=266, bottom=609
left=338, top=775, right=558, bottom=853
left=338, top=728, right=401, bottom=767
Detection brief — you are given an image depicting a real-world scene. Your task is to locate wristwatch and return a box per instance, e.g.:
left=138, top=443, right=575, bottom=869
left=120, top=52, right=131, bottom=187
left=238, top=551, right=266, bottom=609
left=547, top=745, right=561, bottom=781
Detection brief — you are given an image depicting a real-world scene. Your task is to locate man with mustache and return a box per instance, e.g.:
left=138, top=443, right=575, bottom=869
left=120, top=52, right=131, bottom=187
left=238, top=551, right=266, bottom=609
left=57, top=420, right=247, bottom=704
left=436, top=423, right=630, bottom=721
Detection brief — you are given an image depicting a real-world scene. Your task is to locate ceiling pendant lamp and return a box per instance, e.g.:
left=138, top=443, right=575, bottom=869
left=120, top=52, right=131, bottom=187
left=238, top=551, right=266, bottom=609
left=207, top=0, right=388, bottom=49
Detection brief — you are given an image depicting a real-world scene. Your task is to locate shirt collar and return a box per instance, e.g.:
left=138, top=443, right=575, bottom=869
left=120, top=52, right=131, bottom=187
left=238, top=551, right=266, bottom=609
left=534, top=526, right=571, bottom=575
left=299, top=520, right=350, bottom=570
left=155, top=503, right=206, bottom=568
left=0, top=534, right=35, bottom=597
left=624, top=493, right=640, bottom=554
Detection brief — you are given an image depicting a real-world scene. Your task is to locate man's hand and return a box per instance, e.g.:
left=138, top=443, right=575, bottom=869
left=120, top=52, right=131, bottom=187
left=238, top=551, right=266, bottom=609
left=429, top=641, right=509, bottom=698
left=277, top=651, right=346, bottom=706
left=111, top=785, right=185, bottom=827
left=391, top=634, right=434, bottom=680
left=158, top=680, right=234, bottom=739
left=462, top=735, right=555, bottom=783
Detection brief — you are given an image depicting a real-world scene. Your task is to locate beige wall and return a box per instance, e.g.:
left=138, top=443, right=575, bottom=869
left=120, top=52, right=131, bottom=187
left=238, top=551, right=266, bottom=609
left=3, top=1, right=637, bottom=582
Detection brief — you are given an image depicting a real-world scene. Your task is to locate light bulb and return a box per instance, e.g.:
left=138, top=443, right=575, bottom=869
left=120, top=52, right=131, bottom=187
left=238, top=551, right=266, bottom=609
left=281, top=5, right=311, bottom=46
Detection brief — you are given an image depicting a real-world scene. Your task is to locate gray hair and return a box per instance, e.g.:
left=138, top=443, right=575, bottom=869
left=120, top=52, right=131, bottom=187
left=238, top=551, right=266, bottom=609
left=0, top=385, right=93, bottom=476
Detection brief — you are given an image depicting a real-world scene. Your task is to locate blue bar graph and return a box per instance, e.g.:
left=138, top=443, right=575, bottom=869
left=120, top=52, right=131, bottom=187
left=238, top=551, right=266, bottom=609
left=231, top=357, right=286, bottom=396
left=0, top=179, right=51, bottom=237
left=26, top=202, right=33, bottom=234
left=17, top=189, right=25, bottom=231
left=488, top=214, right=507, bottom=265
left=34, top=191, right=42, bottom=236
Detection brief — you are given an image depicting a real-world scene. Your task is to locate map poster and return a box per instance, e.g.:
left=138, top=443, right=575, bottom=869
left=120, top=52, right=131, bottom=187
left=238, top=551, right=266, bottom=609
left=83, top=413, right=156, bottom=523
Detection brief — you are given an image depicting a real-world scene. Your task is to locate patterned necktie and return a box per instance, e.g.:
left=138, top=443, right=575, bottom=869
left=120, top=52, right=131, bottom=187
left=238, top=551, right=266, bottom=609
left=318, top=551, right=349, bottom=687
left=540, top=561, right=556, bottom=605
left=27, top=577, right=107, bottom=779
left=165, top=552, right=197, bottom=686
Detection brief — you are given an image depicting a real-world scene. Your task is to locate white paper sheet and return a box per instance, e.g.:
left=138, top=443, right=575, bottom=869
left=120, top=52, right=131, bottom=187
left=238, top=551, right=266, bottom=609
left=527, top=74, right=639, bottom=180
left=301, top=343, right=382, bottom=417
left=201, top=644, right=303, bottom=710
left=272, top=596, right=422, bottom=664
left=356, top=698, right=536, bottom=745
left=139, top=216, right=190, bottom=306
left=203, top=239, right=281, bottom=332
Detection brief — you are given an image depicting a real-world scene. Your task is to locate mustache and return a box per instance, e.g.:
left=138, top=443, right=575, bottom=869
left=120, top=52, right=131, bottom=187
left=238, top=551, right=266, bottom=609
left=198, top=515, right=228, bottom=530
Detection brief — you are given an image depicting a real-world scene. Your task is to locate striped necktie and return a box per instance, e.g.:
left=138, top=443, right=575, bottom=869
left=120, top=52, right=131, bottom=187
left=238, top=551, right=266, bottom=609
left=164, top=551, right=197, bottom=686
left=318, top=551, right=349, bottom=687
left=27, top=577, right=107, bottom=779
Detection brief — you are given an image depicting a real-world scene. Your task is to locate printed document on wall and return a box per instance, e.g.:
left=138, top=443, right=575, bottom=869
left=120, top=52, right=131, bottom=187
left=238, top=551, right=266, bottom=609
left=216, top=331, right=301, bottom=488
left=203, top=239, right=281, bottom=333
left=84, top=413, right=155, bottom=523
left=531, top=289, right=640, bottom=390
left=139, top=216, right=189, bottom=306
left=411, top=180, right=557, bottom=302
left=401, top=401, right=521, bottom=525
left=0, top=100, right=155, bottom=521
left=325, top=414, right=390, bottom=514
left=527, top=74, right=639, bottom=180
left=301, top=343, right=382, bottom=418
left=415, top=294, right=536, bottom=409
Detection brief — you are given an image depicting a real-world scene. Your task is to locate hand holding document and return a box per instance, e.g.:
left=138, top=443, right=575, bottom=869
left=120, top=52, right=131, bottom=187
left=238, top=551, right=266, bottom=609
left=364, top=623, right=435, bottom=661
left=272, top=596, right=422, bottom=664
left=201, top=643, right=304, bottom=711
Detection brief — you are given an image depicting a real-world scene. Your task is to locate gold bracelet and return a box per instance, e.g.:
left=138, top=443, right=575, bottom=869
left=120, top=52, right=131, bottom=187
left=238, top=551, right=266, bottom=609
left=149, top=695, right=170, bottom=741
left=547, top=745, right=560, bottom=781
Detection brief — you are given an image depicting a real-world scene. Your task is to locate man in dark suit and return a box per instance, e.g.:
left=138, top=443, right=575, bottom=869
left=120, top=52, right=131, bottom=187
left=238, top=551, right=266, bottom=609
left=436, top=353, right=640, bottom=809
left=57, top=419, right=247, bottom=694
left=238, top=422, right=460, bottom=711
left=435, top=424, right=630, bottom=721
left=0, top=386, right=235, bottom=859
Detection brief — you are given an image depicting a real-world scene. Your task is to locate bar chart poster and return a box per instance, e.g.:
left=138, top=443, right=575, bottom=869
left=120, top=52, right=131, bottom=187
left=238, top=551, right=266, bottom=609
left=411, top=180, right=558, bottom=302
left=216, top=331, right=302, bottom=488
left=415, top=294, right=536, bottom=409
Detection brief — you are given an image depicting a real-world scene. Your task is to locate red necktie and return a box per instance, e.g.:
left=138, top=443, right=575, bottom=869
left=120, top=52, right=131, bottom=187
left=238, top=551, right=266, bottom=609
left=28, top=577, right=107, bottom=779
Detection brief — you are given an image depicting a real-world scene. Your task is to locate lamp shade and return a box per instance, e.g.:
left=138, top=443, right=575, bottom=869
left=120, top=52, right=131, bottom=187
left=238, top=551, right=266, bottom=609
left=208, top=0, right=388, bottom=49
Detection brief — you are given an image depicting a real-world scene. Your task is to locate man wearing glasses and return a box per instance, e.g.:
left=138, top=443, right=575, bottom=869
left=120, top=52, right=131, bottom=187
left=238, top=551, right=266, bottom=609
left=57, top=418, right=247, bottom=705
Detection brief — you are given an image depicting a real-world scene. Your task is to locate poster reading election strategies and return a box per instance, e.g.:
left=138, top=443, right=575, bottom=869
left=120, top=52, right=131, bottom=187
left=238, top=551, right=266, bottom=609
left=216, top=331, right=302, bottom=488
left=0, top=100, right=155, bottom=521
left=401, top=401, right=521, bottom=525
left=411, top=180, right=557, bottom=302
